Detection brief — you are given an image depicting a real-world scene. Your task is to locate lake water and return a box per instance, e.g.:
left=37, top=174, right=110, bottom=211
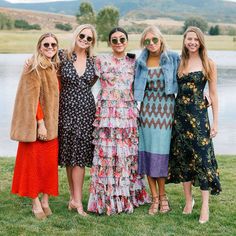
left=0, top=51, right=236, bottom=157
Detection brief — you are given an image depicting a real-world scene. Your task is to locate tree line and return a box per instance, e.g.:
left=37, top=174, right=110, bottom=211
left=1, top=1, right=236, bottom=38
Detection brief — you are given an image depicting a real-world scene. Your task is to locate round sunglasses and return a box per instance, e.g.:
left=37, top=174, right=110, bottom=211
left=79, top=33, right=93, bottom=42
left=43, top=42, right=58, bottom=49
left=111, top=37, right=126, bottom=45
left=144, top=37, right=159, bottom=46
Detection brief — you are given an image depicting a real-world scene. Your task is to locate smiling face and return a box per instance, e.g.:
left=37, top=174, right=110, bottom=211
left=110, top=31, right=128, bottom=56
left=144, top=32, right=161, bottom=54
left=40, top=36, right=58, bottom=59
left=184, top=31, right=200, bottom=54
left=75, top=28, right=94, bottom=50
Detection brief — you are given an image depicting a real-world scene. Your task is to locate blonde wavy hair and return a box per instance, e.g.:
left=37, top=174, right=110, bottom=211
left=178, top=26, right=213, bottom=80
left=140, top=25, right=168, bottom=54
left=30, top=32, right=60, bottom=73
left=67, top=24, right=97, bottom=59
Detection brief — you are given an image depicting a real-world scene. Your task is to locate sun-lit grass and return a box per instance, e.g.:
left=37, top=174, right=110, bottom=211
left=0, top=31, right=236, bottom=54
left=0, top=155, right=235, bottom=236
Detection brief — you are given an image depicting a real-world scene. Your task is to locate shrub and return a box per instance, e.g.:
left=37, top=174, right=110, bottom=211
left=55, top=23, right=72, bottom=31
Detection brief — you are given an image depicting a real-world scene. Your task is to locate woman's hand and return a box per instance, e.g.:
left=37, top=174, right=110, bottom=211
left=37, top=120, right=47, bottom=141
left=210, top=123, right=218, bottom=138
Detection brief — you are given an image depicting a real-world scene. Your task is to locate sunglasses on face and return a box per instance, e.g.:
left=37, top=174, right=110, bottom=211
left=43, top=42, right=58, bottom=49
left=111, top=37, right=126, bottom=45
left=144, top=37, right=159, bottom=46
left=79, top=33, right=93, bottom=42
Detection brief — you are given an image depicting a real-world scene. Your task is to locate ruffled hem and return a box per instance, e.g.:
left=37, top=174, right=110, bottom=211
left=96, top=100, right=136, bottom=109
left=95, top=106, right=138, bottom=119
left=93, top=145, right=137, bottom=158
left=97, top=89, right=134, bottom=102
left=93, top=118, right=137, bottom=128
left=93, top=127, right=137, bottom=140
left=87, top=176, right=150, bottom=215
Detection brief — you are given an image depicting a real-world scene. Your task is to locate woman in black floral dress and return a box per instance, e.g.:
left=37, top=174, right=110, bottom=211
left=58, top=24, right=97, bottom=216
left=167, top=27, right=221, bottom=224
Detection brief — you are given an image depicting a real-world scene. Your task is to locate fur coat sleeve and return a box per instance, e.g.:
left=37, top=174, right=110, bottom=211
left=10, top=69, right=41, bottom=142
left=10, top=65, right=59, bottom=142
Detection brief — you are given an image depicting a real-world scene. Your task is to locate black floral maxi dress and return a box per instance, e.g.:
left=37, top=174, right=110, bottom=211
left=58, top=50, right=96, bottom=167
left=167, top=71, right=221, bottom=195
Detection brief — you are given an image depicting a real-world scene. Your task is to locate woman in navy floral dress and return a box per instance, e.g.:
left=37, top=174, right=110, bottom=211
left=167, top=27, right=221, bottom=224
left=58, top=24, right=97, bottom=216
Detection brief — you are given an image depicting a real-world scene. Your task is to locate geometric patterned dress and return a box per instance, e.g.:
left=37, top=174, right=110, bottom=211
left=87, top=54, right=150, bottom=215
left=138, top=67, right=175, bottom=177
left=167, top=71, right=221, bottom=195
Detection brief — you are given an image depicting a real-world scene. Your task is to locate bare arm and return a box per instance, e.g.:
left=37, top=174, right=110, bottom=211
left=208, top=61, right=218, bottom=138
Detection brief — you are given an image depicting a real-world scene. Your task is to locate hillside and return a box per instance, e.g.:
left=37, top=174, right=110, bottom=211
left=0, top=7, right=77, bottom=30
left=0, top=0, right=236, bottom=23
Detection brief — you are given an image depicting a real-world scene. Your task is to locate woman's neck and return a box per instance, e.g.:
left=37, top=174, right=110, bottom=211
left=112, top=51, right=125, bottom=58
left=75, top=47, right=87, bottom=57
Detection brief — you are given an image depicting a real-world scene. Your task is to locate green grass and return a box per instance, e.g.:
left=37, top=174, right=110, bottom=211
left=0, top=31, right=236, bottom=53
left=0, top=156, right=235, bottom=236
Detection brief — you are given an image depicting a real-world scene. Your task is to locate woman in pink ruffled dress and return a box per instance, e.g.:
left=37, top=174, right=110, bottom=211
left=87, top=27, right=150, bottom=215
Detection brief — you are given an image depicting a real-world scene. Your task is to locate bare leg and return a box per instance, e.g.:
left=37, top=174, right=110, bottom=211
left=158, top=177, right=170, bottom=213
left=32, top=197, right=43, bottom=212
left=66, top=166, right=73, bottom=200
left=41, top=194, right=49, bottom=208
left=147, top=176, right=158, bottom=198
left=41, top=194, right=52, bottom=216
left=69, top=166, right=87, bottom=216
left=183, top=181, right=194, bottom=214
left=199, top=190, right=209, bottom=223
left=32, top=197, right=46, bottom=219
left=147, top=176, right=159, bottom=215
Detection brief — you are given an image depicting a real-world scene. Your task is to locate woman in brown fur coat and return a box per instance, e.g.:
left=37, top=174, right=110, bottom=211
left=11, top=33, right=60, bottom=220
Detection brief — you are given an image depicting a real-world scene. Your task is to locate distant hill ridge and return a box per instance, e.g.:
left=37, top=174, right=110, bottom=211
left=0, top=0, right=236, bottom=23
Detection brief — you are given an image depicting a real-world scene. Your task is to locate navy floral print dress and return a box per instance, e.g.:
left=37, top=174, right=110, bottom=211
left=167, top=71, right=221, bottom=195
left=58, top=50, right=96, bottom=167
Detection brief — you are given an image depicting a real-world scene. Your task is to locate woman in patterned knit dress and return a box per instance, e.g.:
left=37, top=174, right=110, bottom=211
left=134, top=26, right=180, bottom=215
left=167, top=27, right=221, bottom=223
left=58, top=24, right=97, bottom=216
left=87, top=27, right=150, bottom=215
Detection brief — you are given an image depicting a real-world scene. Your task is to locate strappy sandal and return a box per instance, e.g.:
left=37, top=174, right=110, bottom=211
left=68, top=200, right=88, bottom=217
left=148, top=196, right=159, bottom=215
left=159, top=194, right=171, bottom=213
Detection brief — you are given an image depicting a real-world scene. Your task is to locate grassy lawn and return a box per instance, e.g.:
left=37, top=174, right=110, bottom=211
left=0, top=31, right=236, bottom=53
left=0, top=156, right=235, bottom=236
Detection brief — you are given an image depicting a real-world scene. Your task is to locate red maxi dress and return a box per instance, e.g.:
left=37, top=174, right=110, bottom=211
left=11, top=103, right=58, bottom=198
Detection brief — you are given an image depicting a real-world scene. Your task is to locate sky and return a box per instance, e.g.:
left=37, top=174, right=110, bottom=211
left=4, top=0, right=236, bottom=3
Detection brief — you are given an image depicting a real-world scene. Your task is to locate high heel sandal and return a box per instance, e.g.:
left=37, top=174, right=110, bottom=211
left=32, top=208, right=47, bottom=220
left=42, top=206, right=52, bottom=217
left=159, top=194, right=171, bottom=213
left=183, top=198, right=195, bottom=215
left=148, top=196, right=159, bottom=215
left=68, top=200, right=88, bottom=217
left=199, top=207, right=209, bottom=224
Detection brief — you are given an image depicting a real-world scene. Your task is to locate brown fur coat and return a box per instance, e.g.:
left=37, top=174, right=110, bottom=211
left=10, top=61, right=59, bottom=142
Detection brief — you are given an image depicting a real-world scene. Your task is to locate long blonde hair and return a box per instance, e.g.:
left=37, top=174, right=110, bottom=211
left=30, top=32, right=60, bottom=73
left=68, top=24, right=97, bottom=59
left=178, top=26, right=213, bottom=80
left=140, top=25, right=168, bottom=54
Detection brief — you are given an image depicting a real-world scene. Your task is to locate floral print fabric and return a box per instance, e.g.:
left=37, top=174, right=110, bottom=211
left=167, top=71, right=221, bottom=195
left=87, top=55, right=150, bottom=215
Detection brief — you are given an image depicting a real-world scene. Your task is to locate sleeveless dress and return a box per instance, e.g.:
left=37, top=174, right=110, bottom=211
left=87, top=55, right=150, bottom=215
left=58, top=50, right=96, bottom=167
left=138, top=67, right=175, bottom=177
left=167, top=71, right=221, bottom=195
